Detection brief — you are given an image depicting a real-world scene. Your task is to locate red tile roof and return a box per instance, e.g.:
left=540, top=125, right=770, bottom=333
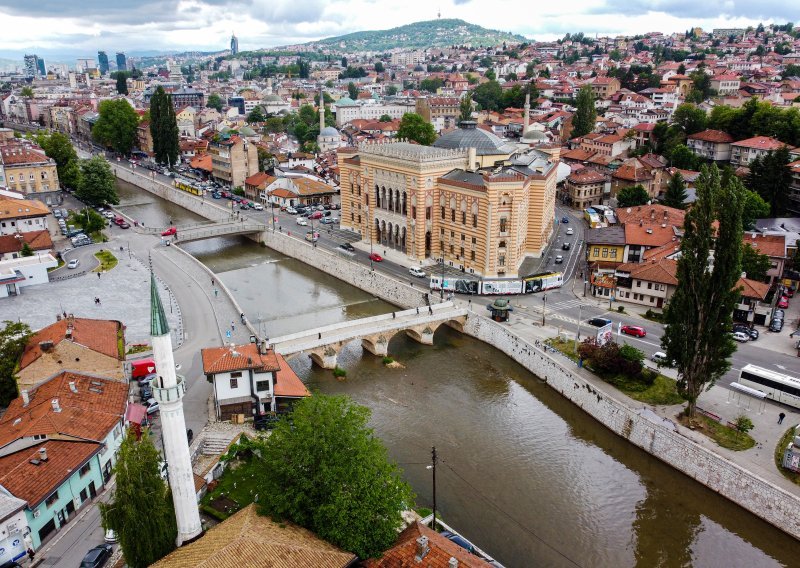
left=0, top=196, right=50, bottom=220
left=687, top=129, right=734, bottom=143
left=736, top=277, right=769, bottom=300
left=365, top=522, right=492, bottom=568
left=273, top=354, right=310, bottom=398
left=0, top=440, right=100, bottom=507
left=742, top=233, right=786, bottom=257
left=201, top=343, right=280, bottom=374
left=19, top=318, right=123, bottom=371
left=617, top=259, right=678, bottom=285
left=0, top=230, right=53, bottom=255
left=731, top=136, right=788, bottom=150
left=568, top=169, right=607, bottom=184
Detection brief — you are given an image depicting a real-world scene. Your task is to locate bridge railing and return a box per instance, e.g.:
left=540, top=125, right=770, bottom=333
left=173, top=223, right=266, bottom=242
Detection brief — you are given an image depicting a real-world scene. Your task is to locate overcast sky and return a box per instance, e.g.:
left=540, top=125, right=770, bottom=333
left=0, top=0, right=794, bottom=60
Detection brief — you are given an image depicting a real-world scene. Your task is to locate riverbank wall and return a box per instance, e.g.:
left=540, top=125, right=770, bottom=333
left=111, top=164, right=800, bottom=540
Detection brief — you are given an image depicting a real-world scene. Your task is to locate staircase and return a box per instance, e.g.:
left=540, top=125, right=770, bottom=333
left=202, top=434, right=234, bottom=456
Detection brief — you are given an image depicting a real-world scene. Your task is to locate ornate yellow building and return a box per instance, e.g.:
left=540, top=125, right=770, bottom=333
left=339, top=124, right=557, bottom=277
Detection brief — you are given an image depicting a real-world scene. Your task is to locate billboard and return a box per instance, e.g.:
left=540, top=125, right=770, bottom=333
left=596, top=322, right=613, bottom=346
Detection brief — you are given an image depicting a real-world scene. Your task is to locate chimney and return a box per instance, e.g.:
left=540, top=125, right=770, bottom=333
left=69, top=381, right=78, bottom=393
left=38, top=447, right=48, bottom=462
left=415, top=536, right=430, bottom=560
left=467, top=147, right=477, bottom=171
left=21, top=389, right=29, bottom=406
left=741, top=272, right=747, bottom=279
left=51, top=398, right=61, bottom=413
left=650, top=209, right=655, bottom=219
left=449, top=558, right=459, bottom=568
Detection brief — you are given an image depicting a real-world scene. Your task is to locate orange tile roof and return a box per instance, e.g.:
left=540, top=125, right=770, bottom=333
left=190, top=154, right=213, bottom=172
left=736, top=277, right=769, bottom=300
left=0, top=371, right=128, bottom=447
left=742, top=233, right=786, bottom=257
left=0, top=440, right=100, bottom=507
left=201, top=343, right=280, bottom=374
left=0, top=197, right=51, bottom=220
left=20, top=318, right=123, bottom=370
left=617, top=259, right=678, bottom=285
left=244, top=172, right=275, bottom=188
left=274, top=354, right=310, bottom=398
left=616, top=204, right=685, bottom=227
left=151, top=504, right=356, bottom=568
left=292, top=177, right=336, bottom=196
left=0, top=146, right=52, bottom=166
left=732, top=136, right=789, bottom=150
left=366, top=522, right=492, bottom=568
left=613, top=160, right=654, bottom=182
left=688, top=129, right=734, bottom=144
left=0, top=230, right=52, bottom=254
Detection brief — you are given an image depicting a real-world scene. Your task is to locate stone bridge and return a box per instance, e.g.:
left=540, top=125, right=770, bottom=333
left=269, top=301, right=468, bottom=369
left=139, top=220, right=268, bottom=243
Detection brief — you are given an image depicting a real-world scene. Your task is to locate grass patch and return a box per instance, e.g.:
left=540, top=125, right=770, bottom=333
left=200, top=458, right=262, bottom=520
left=93, top=250, right=118, bottom=272
left=126, top=344, right=150, bottom=355
left=545, top=337, right=682, bottom=405
left=680, top=414, right=756, bottom=451
left=48, top=258, right=65, bottom=272
left=774, top=426, right=800, bottom=486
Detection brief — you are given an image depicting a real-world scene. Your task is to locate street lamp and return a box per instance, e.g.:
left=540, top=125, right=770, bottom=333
left=365, top=198, right=374, bottom=270
left=573, top=304, right=583, bottom=353
left=542, top=293, right=547, bottom=326
left=439, top=257, right=446, bottom=301
left=426, top=447, right=438, bottom=532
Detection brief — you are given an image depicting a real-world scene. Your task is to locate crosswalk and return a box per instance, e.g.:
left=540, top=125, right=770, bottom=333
left=544, top=298, right=589, bottom=313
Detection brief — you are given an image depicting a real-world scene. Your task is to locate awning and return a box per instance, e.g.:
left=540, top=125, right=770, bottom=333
left=125, top=403, right=147, bottom=425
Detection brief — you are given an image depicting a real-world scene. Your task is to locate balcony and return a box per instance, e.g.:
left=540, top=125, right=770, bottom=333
left=151, top=374, right=187, bottom=404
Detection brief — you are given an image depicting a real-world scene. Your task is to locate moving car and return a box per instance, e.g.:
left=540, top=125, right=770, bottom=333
left=80, top=544, right=113, bottom=568
left=309, top=211, right=323, bottom=220
left=119, top=222, right=130, bottom=229
left=566, top=228, right=574, bottom=235
left=319, top=217, right=333, bottom=224
left=561, top=216, right=569, bottom=224
left=554, top=255, right=563, bottom=264
left=161, top=227, right=177, bottom=236
left=369, top=252, right=383, bottom=262
left=102, top=211, right=115, bottom=219
left=252, top=203, right=264, bottom=210
left=621, top=325, right=646, bottom=337
left=296, top=217, right=308, bottom=226
left=409, top=266, right=426, bottom=278
left=732, top=331, right=750, bottom=342
left=562, top=242, right=571, bottom=250
left=587, top=317, right=612, bottom=328
left=338, top=243, right=355, bottom=252
left=651, top=351, right=672, bottom=365
left=67, top=259, right=80, bottom=269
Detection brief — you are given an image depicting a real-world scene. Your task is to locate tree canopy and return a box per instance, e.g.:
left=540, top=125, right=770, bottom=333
left=459, top=94, right=473, bottom=122
left=672, top=103, right=707, bottom=135
left=100, top=427, right=177, bottom=568
left=741, top=243, right=772, bottom=282
left=116, top=73, right=128, bottom=95
left=741, top=189, right=770, bottom=230
left=471, top=80, right=503, bottom=112
left=571, top=85, right=597, bottom=138
left=419, top=77, right=444, bottom=93
left=246, top=105, right=266, bottom=124
left=149, top=86, right=179, bottom=167
left=661, top=165, right=744, bottom=418
left=76, top=156, right=119, bottom=206
left=746, top=146, right=792, bottom=216
left=662, top=172, right=688, bottom=209
left=0, top=321, right=31, bottom=406
left=68, top=208, right=106, bottom=235
left=397, top=113, right=436, bottom=145
left=206, top=93, right=223, bottom=112
left=617, top=184, right=650, bottom=207
left=708, top=97, right=800, bottom=146
left=255, top=395, right=414, bottom=559
left=35, top=131, right=81, bottom=189
left=93, top=99, right=140, bottom=155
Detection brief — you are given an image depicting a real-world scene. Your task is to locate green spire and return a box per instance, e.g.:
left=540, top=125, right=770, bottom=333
left=150, top=272, right=170, bottom=337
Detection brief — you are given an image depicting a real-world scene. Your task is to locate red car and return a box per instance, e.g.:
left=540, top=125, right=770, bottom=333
left=161, top=227, right=177, bottom=236
left=309, top=211, right=323, bottom=220
left=777, top=297, right=789, bottom=309
left=369, top=252, right=383, bottom=262
left=620, top=325, right=646, bottom=338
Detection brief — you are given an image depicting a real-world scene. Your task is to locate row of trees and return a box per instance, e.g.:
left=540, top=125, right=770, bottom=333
left=102, top=395, right=413, bottom=566
left=708, top=97, right=800, bottom=147
left=470, top=80, right=538, bottom=113
left=149, top=86, right=179, bottom=167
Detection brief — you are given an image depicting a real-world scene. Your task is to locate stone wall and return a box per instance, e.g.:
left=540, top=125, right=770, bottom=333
left=461, top=315, right=800, bottom=540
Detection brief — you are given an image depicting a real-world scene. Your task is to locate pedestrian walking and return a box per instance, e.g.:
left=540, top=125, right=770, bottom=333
left=27, top=548, right=35, bottom=562
left=97, top=272, right=101, bottom=279
left=318, top=332, right=322, bottom=339
left=779, top=412, right=786, bottom=424
left=231, top=321, right=235, bottom=331
left=240, top=312, right=246, bottom=324
left=211, top=278, right=215, bottom=286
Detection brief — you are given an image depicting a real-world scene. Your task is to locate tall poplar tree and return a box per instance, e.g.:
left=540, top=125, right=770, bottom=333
left=661, top=165, right=744, bottom=419
left=571, top=84, right=597, bottom=138
left=149, top=86, right=179, bottom=167
left=100, top=427, right=177, bottom=568
left=662, top=172, right=688, bottom=209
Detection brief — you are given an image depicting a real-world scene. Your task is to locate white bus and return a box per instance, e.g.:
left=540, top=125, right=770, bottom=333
left=737, top=364, right=800, bottom=409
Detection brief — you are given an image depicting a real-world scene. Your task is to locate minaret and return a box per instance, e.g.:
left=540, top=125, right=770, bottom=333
left=319, top=86, right=325, bottom=132
left=149, top=273, right=202, bottom=546
left=523, top=89, right=530, bottom=136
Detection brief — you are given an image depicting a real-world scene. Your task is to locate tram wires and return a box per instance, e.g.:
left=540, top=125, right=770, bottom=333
left=439, top=459, right=584, bottom=568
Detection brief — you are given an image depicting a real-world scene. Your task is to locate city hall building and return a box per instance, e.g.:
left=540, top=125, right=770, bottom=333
left=339, top=122, right=557, bottom=278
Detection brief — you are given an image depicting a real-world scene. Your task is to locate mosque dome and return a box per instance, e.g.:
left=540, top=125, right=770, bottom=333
left=320, top=126, right=340, bottom=137
left=335, top=97, right=356, bottom=106
left=522, top=128, right=549, bottom=142
left=432, top=121, right=517, bottom=156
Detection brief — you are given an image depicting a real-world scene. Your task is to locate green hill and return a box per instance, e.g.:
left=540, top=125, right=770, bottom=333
left=296, top=19, right=527, bottom=52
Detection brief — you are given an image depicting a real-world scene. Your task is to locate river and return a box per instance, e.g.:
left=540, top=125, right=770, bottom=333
left=116, top=179, right=798, bottom=567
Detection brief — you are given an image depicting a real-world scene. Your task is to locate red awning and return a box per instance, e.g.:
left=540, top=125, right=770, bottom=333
left=125, top=403, right=147, bottom=425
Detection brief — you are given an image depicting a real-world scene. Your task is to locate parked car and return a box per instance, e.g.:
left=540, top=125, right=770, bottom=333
left=102, top=211, right=115, bottom=219
left=651, top=351, right=672, bottom=365
left=286, top=206, right=297, bottom=215
left=254, top=414, right=280, bottom=431
left=339, top=242, right=355, bottom=252
left=554, top=255, right=563, bottom=264
left=211, top=192, right=221, bottom=199
left=53, top=209, right=62, bottom=219
left=562, top=242, right=571, bottom=250
left=252, top=203, right=264, bottom=210
left=732, top=324, right=758, bottom=340
left=104, top=529, right=119, bottom=543
left=786, top=288, right=795, bottom=298
left=145, top=398, right=160, bottom=414
left=770, top=319, right=784, bottom=332
left=309, top=211, right=323, bottom=220
left=369, top=252, right=383, bottom=262
left=319, top=217, right=333, bottom=225
left=621, top=325, right=646, bottom=337
left=777, top=296, right=789, bottom=309
left=137, top=373, right=157, bottom=388
left=330, top=203, right=340, bottom=210
left=561, top=216, right=569, bottom=224
left=67, top=259, right=80, bottom=269
left=161, top=227, right=177, bottom=236
left=119, top=222, right=130, bottom=229
left=566, top=228, right=574, bottom=235
left=296, top=217, right=308, bottom=226
left=732, top=331, right=750, bottom=342
left=316, top=204, right=325, bottom=211
left=80, top=544, right=113, bottom=568
left=141, top=386, right=153, bottom=401
left=409, top=266, right=426, bottom=278
left=773, top=309, right=785, bottom=320
left=113, top=216, right=125, bottom=225
left=587, top=317, right=612, bottom=328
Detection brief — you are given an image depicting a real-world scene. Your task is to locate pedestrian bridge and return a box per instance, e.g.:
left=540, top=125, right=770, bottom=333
left=139, top=220, right=268, bottom=243
left=269, top=301, right=468, bottom=369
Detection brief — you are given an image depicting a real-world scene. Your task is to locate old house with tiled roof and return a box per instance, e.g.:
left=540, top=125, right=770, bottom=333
left=611, top=158, right=658, bottom=198
left=0, top=371, right=128, bottom=549
left=17, top=316, right=125, bottom=388
left=151, top=504, right=356, bottom=568
left=0, top=142, right=60, bottom=203
left=0, top=196, right=50, bottom=236
left=614, top=259, right=678, bottom=309
left=687, top=129, right=735, bottom=162
left=742, top=232, right=787, bottom=284
left=201, top=342, right=310, bottom=420
left=565, top=168, right=609, bottom=209
left=730, top=136, right=792, bottom=167
left=0, top=229, right=52, bottom=261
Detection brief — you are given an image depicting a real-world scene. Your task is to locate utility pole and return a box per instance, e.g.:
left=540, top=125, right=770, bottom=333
left=574, top=304, right=582, bottom=353
left=542, top=293, right=547, bottom=326
left=440, top=257, right=445, bottom=301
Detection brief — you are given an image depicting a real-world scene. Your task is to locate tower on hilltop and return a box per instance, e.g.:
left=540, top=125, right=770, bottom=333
left=230, top=33, right=239, bottom=55
left=149, top=272, right=202, bottom=546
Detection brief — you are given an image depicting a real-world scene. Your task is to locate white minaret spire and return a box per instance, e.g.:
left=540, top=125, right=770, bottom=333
left=523, top=88, right=530, bottom=136
left=319, top=85, right=325, bottom=132
left=149, top=272, right=202, bottom=546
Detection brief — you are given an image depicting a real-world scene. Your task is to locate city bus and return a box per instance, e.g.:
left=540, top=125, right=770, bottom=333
left=737, top=364, right=800, bottom=409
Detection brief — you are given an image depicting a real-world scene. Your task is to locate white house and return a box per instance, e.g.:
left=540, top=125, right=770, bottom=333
left=0, top=254, right=57, bottom=298
left=0, top=492, right=29, bottom=565
left=0, top=196, right=50, bottom=236
left=201, top=342, right=310, bottom=420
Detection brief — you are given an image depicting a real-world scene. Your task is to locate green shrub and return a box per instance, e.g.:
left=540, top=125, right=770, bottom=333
left=382, top=356, right=394, bottom=365
left=734, top=415, right=754, bottom=434
left=617, top=305, right=625, bottom=312
left=332, top=366, right=347, bottom=378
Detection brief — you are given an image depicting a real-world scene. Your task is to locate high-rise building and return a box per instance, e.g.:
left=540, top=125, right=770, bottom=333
left=98, top=51, right=109, bottom=75
left=148, top=273, right=203, bottom=546
left=230, top=33, right=239, bottom=55
left=23, top=54, right=38, bottom=77
left=76, top=58, right=95, bottom=73
left=116, top=52, right=127, bottom=72
left=36, top=58, right=46, bottom=77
